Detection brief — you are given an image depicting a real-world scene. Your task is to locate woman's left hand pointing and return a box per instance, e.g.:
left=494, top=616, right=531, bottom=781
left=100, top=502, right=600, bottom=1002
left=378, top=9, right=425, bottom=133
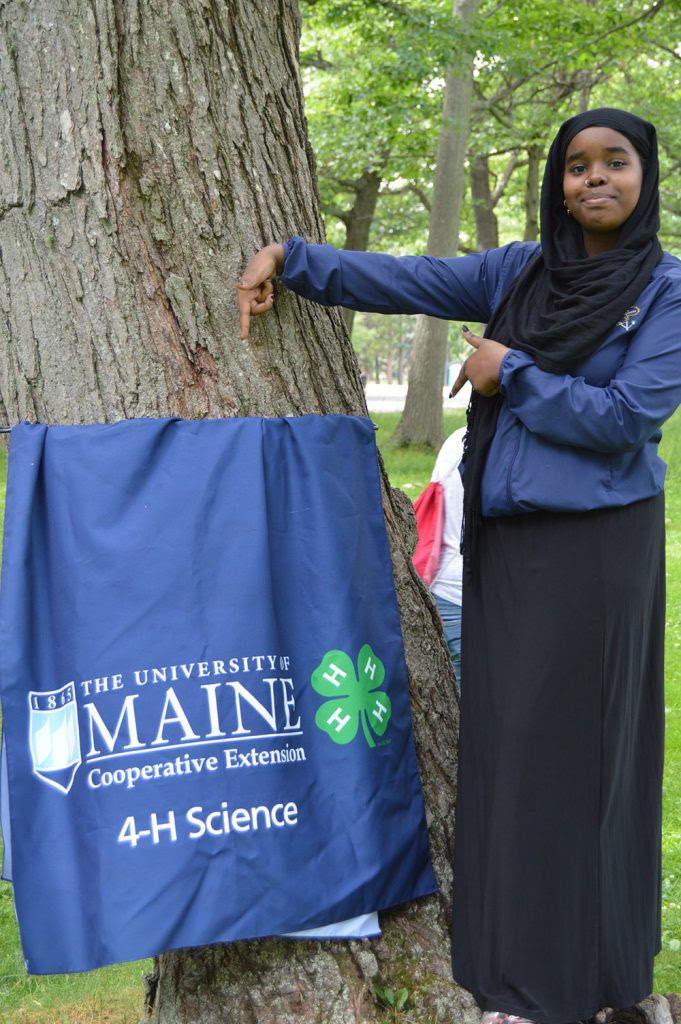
left=450, top=325, right=510, bottom=398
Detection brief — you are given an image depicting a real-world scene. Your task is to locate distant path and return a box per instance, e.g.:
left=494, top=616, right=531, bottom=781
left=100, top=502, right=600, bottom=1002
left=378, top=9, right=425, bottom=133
left=364, top=379, right=470, bottom=412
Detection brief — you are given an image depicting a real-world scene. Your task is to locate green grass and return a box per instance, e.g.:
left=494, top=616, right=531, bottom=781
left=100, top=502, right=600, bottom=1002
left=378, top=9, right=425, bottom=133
left=0, top=947, right=149, bottom=1024
left=0, top=414, right=678, bottom=1021
left=373, top=410, right=467, bottom=494
left=655, top=414, right=681, bottom=991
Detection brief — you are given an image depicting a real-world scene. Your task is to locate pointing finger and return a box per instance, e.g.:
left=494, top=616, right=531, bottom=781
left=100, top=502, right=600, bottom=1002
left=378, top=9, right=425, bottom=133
left=238, top=280, right=274, bottom=339
left=449, top=361, right=468, bottom=398
left=238, top=289, right=252, bottom=340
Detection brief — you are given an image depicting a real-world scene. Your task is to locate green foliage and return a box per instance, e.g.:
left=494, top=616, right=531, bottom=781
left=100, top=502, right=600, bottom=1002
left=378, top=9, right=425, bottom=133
left=352, top=313, right=415, bottom=384
left=300, top=0, right=457, bottom=250
left=352, top=313, right=480, bottom=387
left=302, top=1, right=681, bottom=258
left=373, top=980, right=411, bottom=1018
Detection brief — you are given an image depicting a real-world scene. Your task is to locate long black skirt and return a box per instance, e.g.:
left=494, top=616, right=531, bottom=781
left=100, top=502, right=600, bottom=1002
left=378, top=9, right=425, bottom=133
left=451, top=495, right=665, bottom=1024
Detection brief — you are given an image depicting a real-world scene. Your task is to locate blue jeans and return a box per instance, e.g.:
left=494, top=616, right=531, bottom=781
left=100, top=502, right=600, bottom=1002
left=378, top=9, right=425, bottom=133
left=433, top=593, right=462, bottom=690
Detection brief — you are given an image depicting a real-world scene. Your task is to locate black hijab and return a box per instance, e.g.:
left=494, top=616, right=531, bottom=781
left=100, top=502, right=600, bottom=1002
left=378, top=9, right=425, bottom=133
left=461, top=108, right=663, bottom=577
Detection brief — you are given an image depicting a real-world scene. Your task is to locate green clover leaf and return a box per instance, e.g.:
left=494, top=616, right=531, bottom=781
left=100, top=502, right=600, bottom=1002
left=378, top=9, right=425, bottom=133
left=310, top=650, right=356, bottom=698
left=311, top=645, right=391, bottom=747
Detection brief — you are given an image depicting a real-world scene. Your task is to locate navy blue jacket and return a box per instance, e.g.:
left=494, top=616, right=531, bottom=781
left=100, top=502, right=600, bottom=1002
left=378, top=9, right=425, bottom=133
left=281, top=236, right=681, bottom=516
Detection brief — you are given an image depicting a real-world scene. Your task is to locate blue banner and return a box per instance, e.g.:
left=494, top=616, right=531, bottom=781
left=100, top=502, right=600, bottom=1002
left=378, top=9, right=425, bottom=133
left=0, top=416, right=435, bottom=974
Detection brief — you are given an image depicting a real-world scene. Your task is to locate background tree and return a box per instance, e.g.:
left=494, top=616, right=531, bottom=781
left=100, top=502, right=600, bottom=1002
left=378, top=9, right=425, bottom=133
left=352, top=312, right=416, bottom=384
left=392, top=0, right=482, bottom=448
left=299, top=0, right=454, bottom=334
left=0, top=1, right=465, bottom=1022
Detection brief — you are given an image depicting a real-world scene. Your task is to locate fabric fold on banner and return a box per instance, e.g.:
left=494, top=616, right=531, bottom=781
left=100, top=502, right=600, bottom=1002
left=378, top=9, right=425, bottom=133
left=0, top=416, right=435, bottom=974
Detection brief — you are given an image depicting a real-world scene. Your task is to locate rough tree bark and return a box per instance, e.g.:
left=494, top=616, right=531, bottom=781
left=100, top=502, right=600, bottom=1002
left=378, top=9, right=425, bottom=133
left=392, top=0, right=482, bottom=449
left=0, top=2, right=470, bottom=1022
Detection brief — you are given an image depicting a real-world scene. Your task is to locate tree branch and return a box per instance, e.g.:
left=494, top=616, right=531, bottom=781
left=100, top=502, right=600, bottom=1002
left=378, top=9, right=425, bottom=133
left=659, top=157, right=681, bottom=183
left=408, top=183, right=432, bottom=212
left=482, top=0, right=512, bottom=19
left=319, top=202, right=350, bottom=225
left=660, top=194, right=681, bottom=217
left=377, top=181, right=432, bottom=213
left=646, top=37, right=681, bottom=61
left=491, top=152, right=520, bottom=206
left=299, top=48, right=334, bottom=71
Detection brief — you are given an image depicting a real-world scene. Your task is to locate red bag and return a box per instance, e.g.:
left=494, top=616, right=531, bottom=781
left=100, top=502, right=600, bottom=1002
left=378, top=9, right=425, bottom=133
left=412, top=480, right=444, bottom=586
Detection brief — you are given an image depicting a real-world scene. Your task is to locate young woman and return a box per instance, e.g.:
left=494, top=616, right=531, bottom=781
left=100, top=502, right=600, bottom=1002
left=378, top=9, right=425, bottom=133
left=236, top=109, right=681, bottom=1024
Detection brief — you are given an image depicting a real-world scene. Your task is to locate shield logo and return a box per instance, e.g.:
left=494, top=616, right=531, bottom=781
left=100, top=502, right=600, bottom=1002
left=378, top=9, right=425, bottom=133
left=28, top=682, right=81, bottom=794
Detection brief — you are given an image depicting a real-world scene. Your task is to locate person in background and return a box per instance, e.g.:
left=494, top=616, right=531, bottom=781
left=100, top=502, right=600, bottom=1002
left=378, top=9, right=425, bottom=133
left=428, top=426, right=465, bottom=686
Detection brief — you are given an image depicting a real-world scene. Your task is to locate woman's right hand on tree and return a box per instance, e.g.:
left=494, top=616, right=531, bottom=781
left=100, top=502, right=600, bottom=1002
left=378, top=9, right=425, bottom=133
left=236, top=244, right=285, bottom=339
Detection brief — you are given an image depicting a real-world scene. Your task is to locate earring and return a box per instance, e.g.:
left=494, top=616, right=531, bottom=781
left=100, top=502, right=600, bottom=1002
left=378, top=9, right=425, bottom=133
left=585, top=177, right=593, bottom=186
left=563, top=200, right=571, bottom=216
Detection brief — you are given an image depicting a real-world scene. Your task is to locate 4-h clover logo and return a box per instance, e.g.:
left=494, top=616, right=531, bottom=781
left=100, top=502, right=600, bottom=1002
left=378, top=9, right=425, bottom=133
left=311, top=644, right=392, bottom=747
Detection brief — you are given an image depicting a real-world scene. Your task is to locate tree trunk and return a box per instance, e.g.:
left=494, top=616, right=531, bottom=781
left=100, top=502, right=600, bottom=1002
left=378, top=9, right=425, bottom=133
left=523, top=145, right=543, bottom=242
left=392, top=0, right=482, bottom=449
left=470, top=154, right=499, bottom=251
left=397, top=335, right=406, bottom=385
left=0, top=2, right=469, bottom=1022
left=386, top=339, right=394, bottom=384
left=340, top=167, right=384, bottom=336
